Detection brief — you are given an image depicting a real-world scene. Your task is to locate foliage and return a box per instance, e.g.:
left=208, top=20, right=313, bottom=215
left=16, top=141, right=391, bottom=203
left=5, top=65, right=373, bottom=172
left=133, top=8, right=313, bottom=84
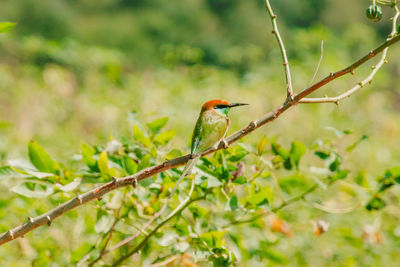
left=1, top=0, right=400, bottom=266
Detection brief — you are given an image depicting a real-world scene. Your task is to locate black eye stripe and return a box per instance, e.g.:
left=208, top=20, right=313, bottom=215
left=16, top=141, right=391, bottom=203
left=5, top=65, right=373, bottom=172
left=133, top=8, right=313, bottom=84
left=214, top=105, right=229, bottom=109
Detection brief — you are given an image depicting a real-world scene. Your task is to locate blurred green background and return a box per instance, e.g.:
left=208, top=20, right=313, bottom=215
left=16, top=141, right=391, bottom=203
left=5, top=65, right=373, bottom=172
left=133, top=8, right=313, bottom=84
left=1, top=0, right=400, bottom=266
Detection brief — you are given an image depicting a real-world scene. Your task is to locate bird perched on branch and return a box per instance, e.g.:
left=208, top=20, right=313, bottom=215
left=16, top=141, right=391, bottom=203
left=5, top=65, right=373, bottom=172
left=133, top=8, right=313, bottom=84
left=169, top=100, right=248, bottom=197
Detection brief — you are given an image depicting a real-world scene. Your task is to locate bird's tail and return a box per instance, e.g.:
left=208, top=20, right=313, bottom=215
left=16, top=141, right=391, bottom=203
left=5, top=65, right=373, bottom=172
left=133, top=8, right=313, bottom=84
left=169, top=157, right=198, bottom=198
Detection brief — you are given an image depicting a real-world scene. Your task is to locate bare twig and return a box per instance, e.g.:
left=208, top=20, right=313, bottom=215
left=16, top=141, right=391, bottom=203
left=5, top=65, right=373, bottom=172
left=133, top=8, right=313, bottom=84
left=111, top=195, right=207, bottom=266
left=265, top=0, right=294, bottom=100
left=300, top=5, right=399, bottom=104
left=309, top=40, right=324, bottom=86
left=107, top=176, right=196, bottom=253
left=0, top=33, right=399, bottom=246
left=88, top=198, right=125, bottom=267
left=225, top=184, right=319, bottom=228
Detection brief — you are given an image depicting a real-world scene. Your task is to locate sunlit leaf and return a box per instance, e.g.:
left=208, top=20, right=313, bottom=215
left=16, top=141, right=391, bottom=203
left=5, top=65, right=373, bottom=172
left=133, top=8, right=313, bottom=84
left=133, top=124, right=151, bottom=147
left=28, top=140, right=60, bottom=174
left=121, top=155, right=137, bottom=175
left=200, top=231, right=225, bottom=248
left=290, top=141, right=306, bottom=168
left=154, top=130, right=176, bottom=145
left=81, top=142, right=99, bottom=171
left=257, top=135, right=268, bottom=155
left=98, top=151, right=111, bottom=177
left=11, top=182, right=53, bottom=198
left=147, top=117, right=169, bottom=133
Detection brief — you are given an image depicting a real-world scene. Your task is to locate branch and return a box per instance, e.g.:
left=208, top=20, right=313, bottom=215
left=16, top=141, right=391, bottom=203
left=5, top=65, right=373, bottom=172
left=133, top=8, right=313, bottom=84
left=111, top=195, right=207, bottom=266
left=299, top=5, right=400, bottom=104
left=265, top=0, right=294, bottom=99
left=0, top=22, right=399, bottom=247
left=106, top=176, right=196, bottom=254
left=88, top=197, right=125, bottom=267
left=226, top=184, right=319, bottom=228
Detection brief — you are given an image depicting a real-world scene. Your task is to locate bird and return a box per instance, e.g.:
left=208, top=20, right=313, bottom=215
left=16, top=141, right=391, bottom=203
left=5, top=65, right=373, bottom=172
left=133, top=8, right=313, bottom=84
left=169, top=100, right=248, bottom=199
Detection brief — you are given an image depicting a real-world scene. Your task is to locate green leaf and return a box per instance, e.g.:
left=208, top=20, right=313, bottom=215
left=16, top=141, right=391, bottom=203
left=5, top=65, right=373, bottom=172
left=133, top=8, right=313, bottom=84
left=200, top=231, right=225, bottom=248
left=271, top=143, right=289, bottom=160
left=98, top=151, right=111, bottom=177
left=81, top=142, right=98, bottom=172
left=70, top=242, right=93, bottom=263
left=366, top=195, right=386, bottom=211
left=0, top=166, right=28, bottom=179
left=247, top=186, right=272, bottom=207
left=0, top=22, right=16, bottom=33
left=257, top=135, right=268, bottom=155
left=330, top=170, right=349, bottom=181
left=314, top=150, right=330, bottom=160
left=388, top=167, right=400, bottom=183
left=133, top=124, right=151, bottom=147
left=147, top=117, right=169, bottom=133
left=121, top=155, right=137, bottom=175
left=232, top=176, right=246, bottom=184
left=346, top=135, right=368, bottom=152
left=290, top=141, right=306, bottom=168
left=94, top=215, right=114, bottom=233
left=329, top=155, right=341, bottom=172
left=28, top=140, right=59, bottom=174
left=11, top=182, right=53, bottom=198
left=154, top=130, right=176, bottom=145
left=228, top=195, right=239, bottom=210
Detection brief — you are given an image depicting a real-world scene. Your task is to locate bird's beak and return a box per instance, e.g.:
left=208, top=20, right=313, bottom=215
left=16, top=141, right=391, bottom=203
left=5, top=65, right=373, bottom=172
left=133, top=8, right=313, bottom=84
left=228, top=103, right=249, bottom=108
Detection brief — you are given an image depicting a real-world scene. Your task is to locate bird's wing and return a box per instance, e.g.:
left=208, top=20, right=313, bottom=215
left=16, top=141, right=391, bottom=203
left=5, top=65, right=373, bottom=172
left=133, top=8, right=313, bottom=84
left=190, top=116, right=203, bottom=155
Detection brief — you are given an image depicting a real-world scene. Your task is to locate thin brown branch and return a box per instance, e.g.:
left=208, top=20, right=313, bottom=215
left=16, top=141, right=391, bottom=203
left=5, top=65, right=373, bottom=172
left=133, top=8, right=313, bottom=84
left=88, top=199, right=124, bottom=267
left=225, top=184, right=319, bottom=228
left=265, top=0, right=294, bottom=99
left=111, top=195, right=206, bottom=267
left=0, top=26, right=399, bottom=247
left=107, top=176, right=195, bottom=254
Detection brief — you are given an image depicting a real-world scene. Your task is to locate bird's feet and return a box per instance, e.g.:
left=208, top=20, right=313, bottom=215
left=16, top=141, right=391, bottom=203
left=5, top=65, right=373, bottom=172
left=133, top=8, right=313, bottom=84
left=218, top=139, right=229, bottom=150
left=189, top=153, right=198, bottom=159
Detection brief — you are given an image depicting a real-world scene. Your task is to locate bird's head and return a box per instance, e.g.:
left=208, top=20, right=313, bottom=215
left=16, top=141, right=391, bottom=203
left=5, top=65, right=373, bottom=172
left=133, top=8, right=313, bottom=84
left=201, top=100, right=248, bottom=116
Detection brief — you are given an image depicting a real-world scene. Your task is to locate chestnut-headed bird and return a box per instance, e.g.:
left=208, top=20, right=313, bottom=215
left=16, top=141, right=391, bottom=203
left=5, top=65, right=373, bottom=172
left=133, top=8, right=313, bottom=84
left=169, top=100, right=248, bottom=198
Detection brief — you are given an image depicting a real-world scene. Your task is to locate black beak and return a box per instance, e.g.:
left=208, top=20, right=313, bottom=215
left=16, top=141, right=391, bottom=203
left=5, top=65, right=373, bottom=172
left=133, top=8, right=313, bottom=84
left=228, top=103, right=249, bottom=108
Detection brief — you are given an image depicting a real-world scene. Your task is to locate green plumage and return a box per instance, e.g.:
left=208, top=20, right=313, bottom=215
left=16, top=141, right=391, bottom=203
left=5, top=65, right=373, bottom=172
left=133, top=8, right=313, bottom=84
left=191, top=109, right=229, bottom=155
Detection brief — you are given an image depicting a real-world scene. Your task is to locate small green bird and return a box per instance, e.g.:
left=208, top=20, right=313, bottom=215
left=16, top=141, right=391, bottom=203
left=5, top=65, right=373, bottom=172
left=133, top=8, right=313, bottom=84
left=169, top=100, right=248, bottom=197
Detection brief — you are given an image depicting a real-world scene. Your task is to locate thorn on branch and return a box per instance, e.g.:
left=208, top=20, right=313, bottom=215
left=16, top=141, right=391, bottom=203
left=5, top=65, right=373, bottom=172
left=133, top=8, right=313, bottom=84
left=220, top=139, right=229, bottom=149
left=46, top=216, right=52, bottom=226
left=112, top=177, right=118, bottom=184
left=350, top=70, right=355, bottom=75
left=272, top=14, right=277, bottom=19
left=249, top=120, right=258, bottom=129
left=28, top=217, right=34, bottom=223
left=384, top=59, right=389, bottom=64
left=329, top=72, right=334, bottom=77
left=271, top=30, right=276, bottom=34
left=371, top=65, right=376, bottom=69
left=97, top=197, right=102, bottom=201
left=358, top=82, right=364, bottom=87
left=369, top=50, right=375, bottom=57
left=77, top=195, right=83, bottom=204
left=9, top=230, right=14, bottom=240
left=132, top=177, right=138, bottom=188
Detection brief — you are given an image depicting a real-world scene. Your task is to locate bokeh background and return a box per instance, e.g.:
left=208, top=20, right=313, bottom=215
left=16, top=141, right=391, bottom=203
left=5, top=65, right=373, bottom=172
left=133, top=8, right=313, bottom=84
left=1, top=0, right=400, bottom=266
